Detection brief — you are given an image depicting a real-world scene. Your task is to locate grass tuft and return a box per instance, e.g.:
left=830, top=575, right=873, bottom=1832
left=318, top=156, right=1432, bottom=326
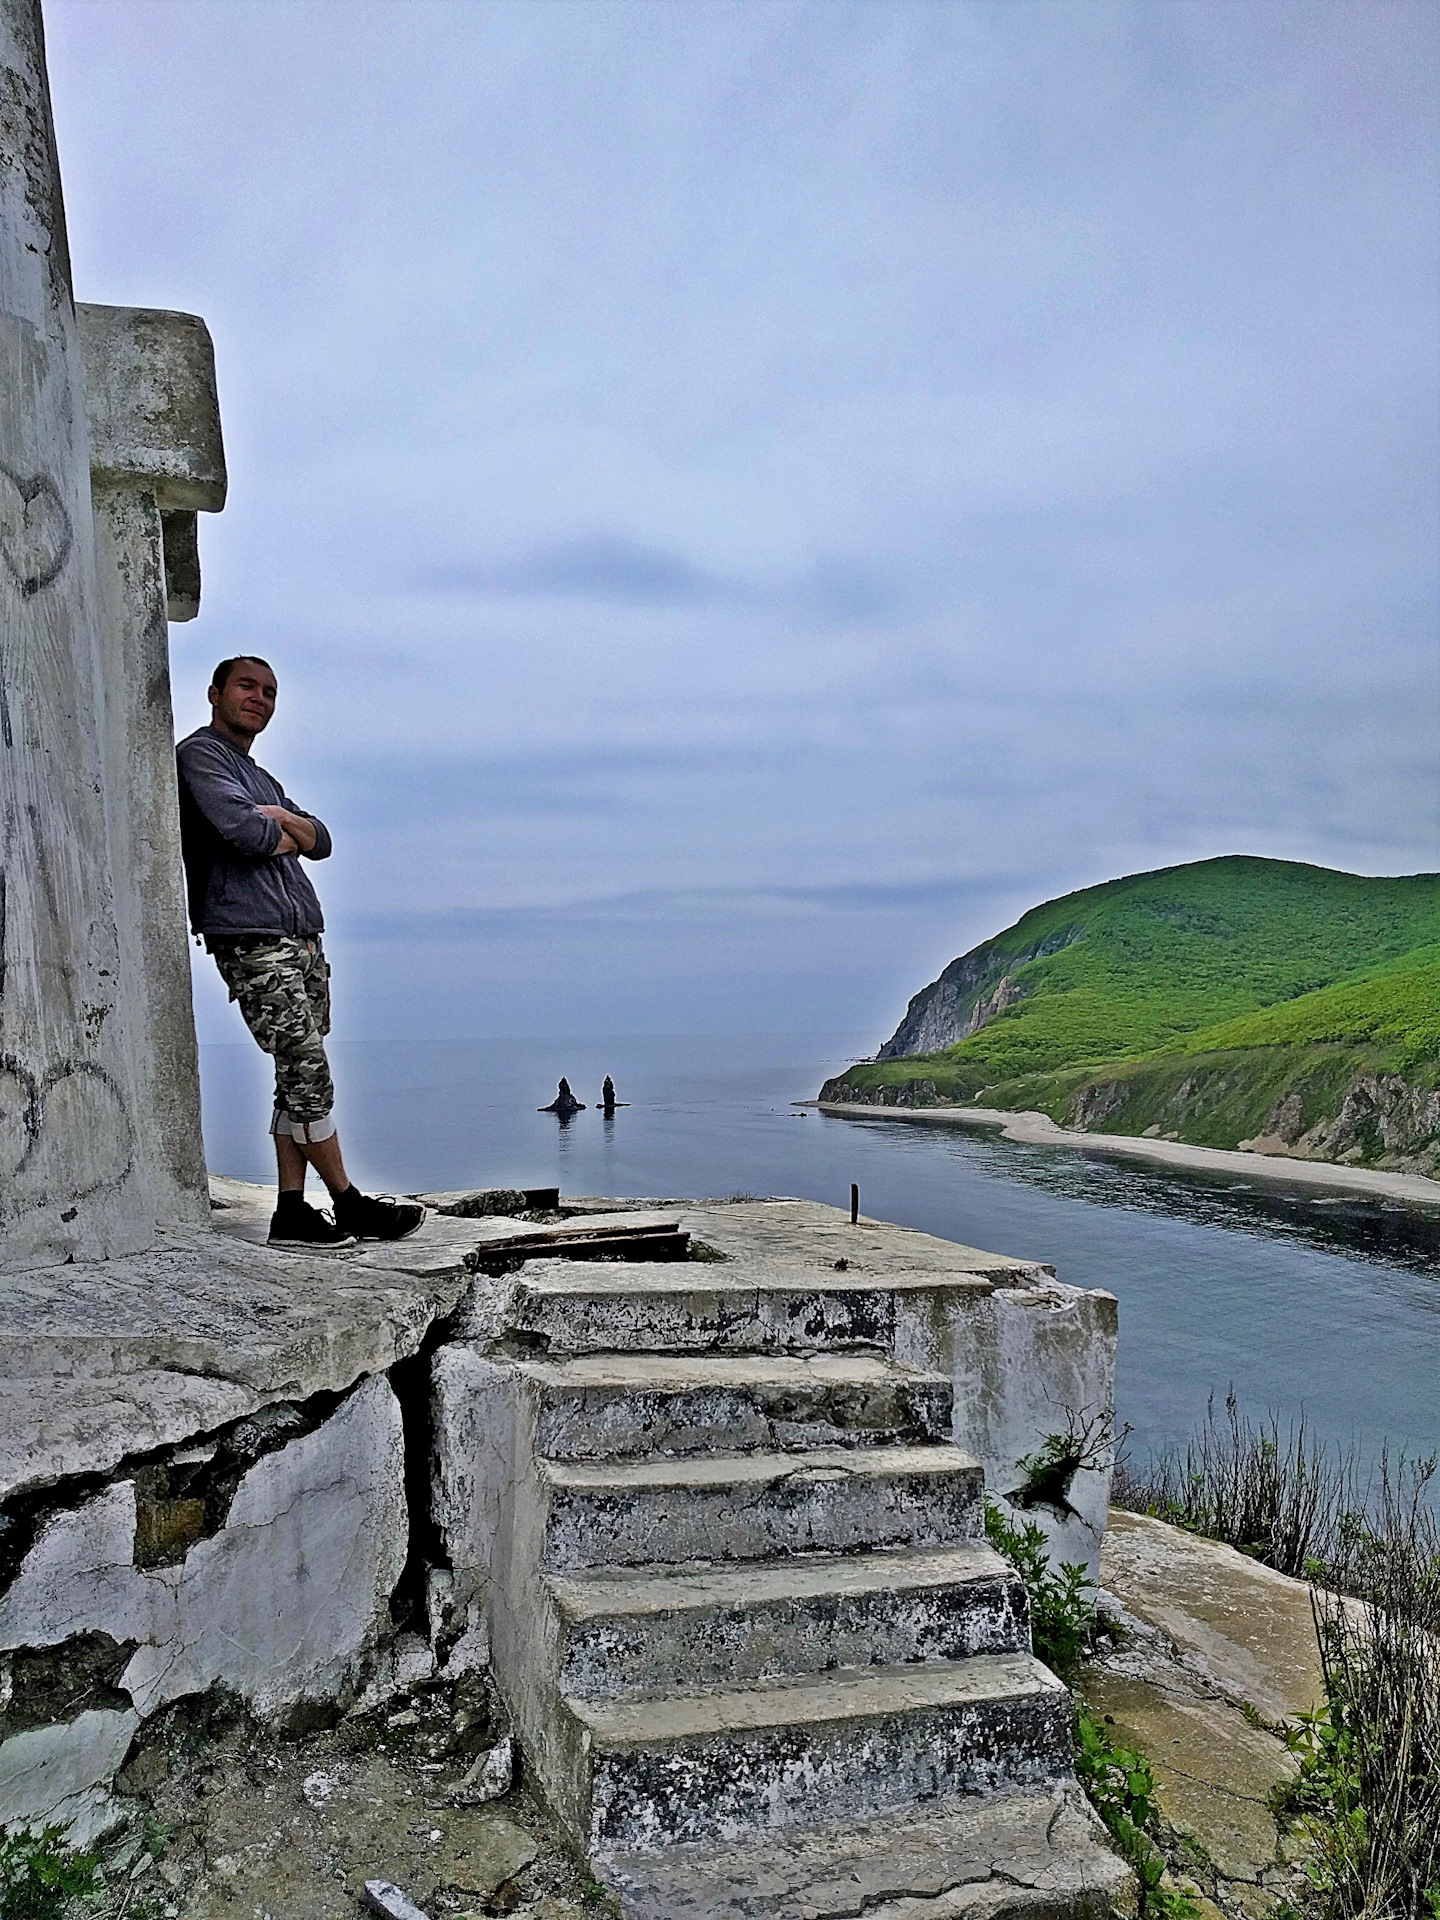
left=1277, top=1465, right=1440, bottom=1918
left=1120, top=1393, right=1440, bottom=1918
left=1112, top=1388, right=1355, bottom=1580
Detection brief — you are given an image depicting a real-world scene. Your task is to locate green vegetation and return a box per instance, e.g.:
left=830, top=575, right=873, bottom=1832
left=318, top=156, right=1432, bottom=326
left=0, top=1827, right=100, bottom=1920
left=982, top=1500, right=1193, bottom=1917
left=0, top=1819, right=174, bottom=1920
left=1277, top=1588, right=1440, bottom=1920
left=1166, top=944, right=1440, bottom=1070
left=1279, top=1499, right=1440, bottom=1919
left=1112, top=1389, right=1354, bottom=1579
left=1122, top=1398, right=1440, bottom=1918
left=1074, top=1710, right=1197, bottom=1919
left=983, top=1499, right=1105, bottom=1687
left=823, top=859, right=1440, bottom=1164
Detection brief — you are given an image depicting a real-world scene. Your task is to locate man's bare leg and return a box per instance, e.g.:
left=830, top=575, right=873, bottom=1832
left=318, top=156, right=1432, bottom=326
left=275, top=1129, right=308, bottom=1193
left=299, top=1132, right=351, bottom=1197
left=272, top=1125, right=421, bottom=1241
left=275, top=1128, right=351, bottom=1197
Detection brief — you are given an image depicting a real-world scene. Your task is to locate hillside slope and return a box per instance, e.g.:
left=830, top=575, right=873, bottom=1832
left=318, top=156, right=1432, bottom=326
left=821, top=859, right=1440, bottom=1174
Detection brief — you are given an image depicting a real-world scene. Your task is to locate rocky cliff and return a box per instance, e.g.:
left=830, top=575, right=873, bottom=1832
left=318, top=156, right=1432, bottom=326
left=877, top=927, right=1079, bottom=1058
left=822, top=858, right=1440, bottom=1174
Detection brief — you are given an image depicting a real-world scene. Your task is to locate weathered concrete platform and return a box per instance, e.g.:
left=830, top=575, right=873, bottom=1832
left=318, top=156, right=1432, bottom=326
left=1, top=1180, right=677, bottom=1502
left=5, top=1181, right=1113, bottom=1535
left=0, top=1201, right=475, bottom=1503
left=1085, top=1508, right=1338, bottom=1914
left=2, top=1181, right=1123, bottom=1910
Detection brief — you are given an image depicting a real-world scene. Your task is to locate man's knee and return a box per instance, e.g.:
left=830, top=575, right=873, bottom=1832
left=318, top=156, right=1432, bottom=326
left=272, top=1032, right=336, bottom=1130
left=214, top=938, right=319, bottom=1058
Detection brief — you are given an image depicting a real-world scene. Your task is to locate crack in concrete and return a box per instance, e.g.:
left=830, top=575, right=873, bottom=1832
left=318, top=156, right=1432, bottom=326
left=1154, top=1757, right=1273, bottom=1810
left=779, top=1863, right=1009, bottom=1919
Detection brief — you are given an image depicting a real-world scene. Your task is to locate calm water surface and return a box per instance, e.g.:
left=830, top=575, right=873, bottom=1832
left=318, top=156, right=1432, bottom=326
left=200, top=1033, right=1440, bottom=1463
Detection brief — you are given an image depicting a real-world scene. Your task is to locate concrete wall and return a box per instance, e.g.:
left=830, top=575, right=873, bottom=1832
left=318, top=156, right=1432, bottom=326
left=887, top=1274, right=1119, bottom=1578
left=0, top=1377, right=408, bottom=1842
left=0, top=0, right=149, bottom=1269
left=83, top=305, right=228, bottom=1232
left=0, top=0, right=223, bottom=1270
left=946, top=1283, right=1118, bottom=1578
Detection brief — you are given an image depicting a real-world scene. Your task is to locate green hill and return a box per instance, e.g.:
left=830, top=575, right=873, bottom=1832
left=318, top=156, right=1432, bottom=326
left=820, top=858, right=1440, bottom=1173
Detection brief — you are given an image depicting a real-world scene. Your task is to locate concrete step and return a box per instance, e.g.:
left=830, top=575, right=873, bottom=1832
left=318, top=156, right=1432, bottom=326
left=567, top=1652, right=1072, bottom=1853
left=595, top=1785, right=1132, bottom=1919
left=511, top=1264, right=998, bottom=1358
left=547, top=1542, right=1028, bottom=1699
left=537, top=1444, right=985, bottom=1572
left=517, top=1352, right=953, bottom=1460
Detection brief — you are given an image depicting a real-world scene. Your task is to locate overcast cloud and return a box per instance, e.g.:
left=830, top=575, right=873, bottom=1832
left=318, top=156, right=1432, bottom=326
left=46, top=0, right=1439, bottom=1043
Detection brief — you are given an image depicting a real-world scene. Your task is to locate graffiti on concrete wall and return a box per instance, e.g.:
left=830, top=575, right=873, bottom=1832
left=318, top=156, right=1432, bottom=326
left=0, top=461, right=73, bottom=598
left=0, top=442, right=135, bottom=1224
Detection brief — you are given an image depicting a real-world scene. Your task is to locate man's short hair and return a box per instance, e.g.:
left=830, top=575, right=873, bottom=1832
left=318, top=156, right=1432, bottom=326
left=211, top=655, right=275, bottom=694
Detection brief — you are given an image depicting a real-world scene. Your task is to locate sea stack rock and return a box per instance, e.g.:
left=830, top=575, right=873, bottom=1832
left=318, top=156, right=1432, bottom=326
left=540, top=1077, right=585, bottom=1117
left=601, top=1075, right=617, bottom=1114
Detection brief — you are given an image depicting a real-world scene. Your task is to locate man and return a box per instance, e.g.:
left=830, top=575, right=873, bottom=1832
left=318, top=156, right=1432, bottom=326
left=177, top=656, right=423, bottom=1250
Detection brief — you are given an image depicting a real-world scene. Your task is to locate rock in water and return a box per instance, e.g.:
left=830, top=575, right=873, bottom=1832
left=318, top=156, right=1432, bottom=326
left=539, top=1076, right=585, bottom=1116
left=602, top=1074, right=617, bottom=1114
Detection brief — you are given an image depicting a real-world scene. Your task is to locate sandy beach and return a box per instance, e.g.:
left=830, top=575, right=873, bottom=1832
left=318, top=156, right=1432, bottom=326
left=816, top=1101, right=1440, bottom=1209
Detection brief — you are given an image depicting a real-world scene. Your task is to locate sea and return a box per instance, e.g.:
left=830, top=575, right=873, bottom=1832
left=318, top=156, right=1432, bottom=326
left=199, top=1031, right=1440, bottom=1468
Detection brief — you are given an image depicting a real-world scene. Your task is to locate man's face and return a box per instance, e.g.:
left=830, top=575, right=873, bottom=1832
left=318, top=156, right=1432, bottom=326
left=211, top=660, right=277, bottom=737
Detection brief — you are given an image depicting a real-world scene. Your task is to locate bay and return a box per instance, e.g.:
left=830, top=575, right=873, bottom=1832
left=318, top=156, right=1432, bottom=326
left=200, top=1031, right=1440, bottom=1464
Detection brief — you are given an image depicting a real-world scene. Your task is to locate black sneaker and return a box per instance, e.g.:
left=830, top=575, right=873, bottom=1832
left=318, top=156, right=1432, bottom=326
left=267, top=1201, right=358, bottom=1252
left=333, top=1189, right=426, bottom=1242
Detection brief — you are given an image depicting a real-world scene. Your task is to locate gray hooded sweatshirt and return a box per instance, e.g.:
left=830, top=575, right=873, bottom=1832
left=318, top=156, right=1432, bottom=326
left=176, top=725, right=332, bottom=945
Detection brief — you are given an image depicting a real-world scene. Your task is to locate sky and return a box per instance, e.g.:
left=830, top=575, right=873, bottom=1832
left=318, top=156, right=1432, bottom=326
left=46, top=0, right=1440, bottom=1045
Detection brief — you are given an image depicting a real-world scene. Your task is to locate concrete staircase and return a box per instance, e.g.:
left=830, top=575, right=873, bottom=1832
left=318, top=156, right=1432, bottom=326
left=459, top=1255, right=1129, bottom=1918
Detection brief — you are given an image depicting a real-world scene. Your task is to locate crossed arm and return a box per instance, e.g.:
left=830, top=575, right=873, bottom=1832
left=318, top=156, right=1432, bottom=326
left=257, top=805, right=318, bottom=856
left=177, top=737, right=331, bottom=858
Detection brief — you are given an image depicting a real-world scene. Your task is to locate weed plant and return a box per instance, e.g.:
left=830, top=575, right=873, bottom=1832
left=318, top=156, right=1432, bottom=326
left=0, top=1821, right=171, bottom=1920
left=0, top=1827, right=99, bottom=1920
left=1276, top=1462, right=1440, bottom=1919
left=1120, top=1396, right=1440, bottom=1917
left=1074, top=1709, right=1196, bottom=1919
left=1112, top=1389, right=1355, bottom=1579
left=982, top=1499, right=1192, bottom=1917
left=982, top=1499, right=1105, bottom=1687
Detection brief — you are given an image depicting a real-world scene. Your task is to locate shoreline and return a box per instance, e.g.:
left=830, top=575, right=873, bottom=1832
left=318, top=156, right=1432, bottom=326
left=814, top=1101, right=1440, bottom=1209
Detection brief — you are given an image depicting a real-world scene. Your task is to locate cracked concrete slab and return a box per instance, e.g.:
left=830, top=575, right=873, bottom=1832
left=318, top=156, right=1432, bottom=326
left=1, top=1371, right=264, bottom=1506
left=0, top=1199, right=477, bottom=1501
left=1099, top=1510, right=1328, bottom=1723
left=597, top=1786, right=1131, bottom=1920
left=1083, top=1508, right=1323, bottom=1903
left=1080, top=1669, right=1291, bottom=1883
left=0, top=1705, right=139, bottom=1846
left=1, top=1379, right=406, bottom=1721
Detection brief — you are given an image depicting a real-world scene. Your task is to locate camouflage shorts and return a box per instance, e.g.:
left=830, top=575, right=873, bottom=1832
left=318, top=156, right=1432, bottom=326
left=211, top=934, right=335, bottom=1138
